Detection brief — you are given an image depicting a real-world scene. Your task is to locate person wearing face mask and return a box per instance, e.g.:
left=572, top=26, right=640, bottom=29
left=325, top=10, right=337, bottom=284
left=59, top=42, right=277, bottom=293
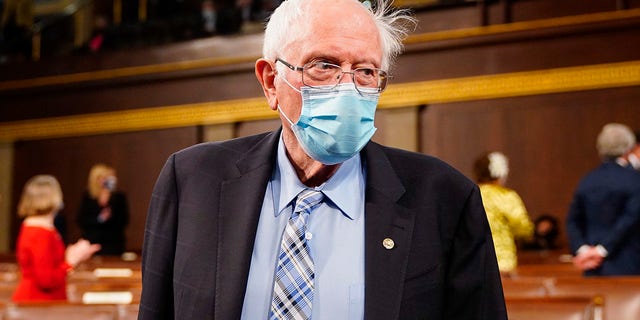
left=13, top=175, right=101, bottom=302
left=77, top=163, right=130, bottom=255
left=624, top=131, right=640, bottom=171
left=139, top=0, right=506, bottom=319
left=473, top=151, right=534, bottom=273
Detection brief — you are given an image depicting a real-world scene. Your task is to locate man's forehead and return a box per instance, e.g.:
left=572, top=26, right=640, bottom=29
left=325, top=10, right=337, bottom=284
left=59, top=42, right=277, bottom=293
left=284, top=4, right=379, bottom=55
left=308, top=0, right=372, bottom=20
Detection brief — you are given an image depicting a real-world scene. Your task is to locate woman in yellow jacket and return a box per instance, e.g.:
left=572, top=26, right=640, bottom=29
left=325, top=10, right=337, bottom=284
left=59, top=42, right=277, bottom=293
left=473, top=152, right=534, bottom=273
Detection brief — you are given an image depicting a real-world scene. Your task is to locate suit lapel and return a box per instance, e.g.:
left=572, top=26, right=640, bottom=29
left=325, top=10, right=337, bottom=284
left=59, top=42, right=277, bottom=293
left=212, top=136, right=414, bottom=319
left=214, top=131, right=280, bottom=319
left=362, top=143, right=416, bottom=320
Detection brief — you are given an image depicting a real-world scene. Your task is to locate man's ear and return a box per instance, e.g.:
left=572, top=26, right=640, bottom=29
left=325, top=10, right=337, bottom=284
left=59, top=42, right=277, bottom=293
left=255, top=59, right=278, bottom=111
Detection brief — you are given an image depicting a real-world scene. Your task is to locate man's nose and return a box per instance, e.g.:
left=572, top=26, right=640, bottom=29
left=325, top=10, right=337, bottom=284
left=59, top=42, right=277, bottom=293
left=336, top=71, right=356, bottom=84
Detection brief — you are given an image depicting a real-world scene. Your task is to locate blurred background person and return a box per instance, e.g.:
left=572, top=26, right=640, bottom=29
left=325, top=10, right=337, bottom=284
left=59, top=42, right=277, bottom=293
left=77, top=164, right=129, bottom=256
left=53, top=207, right=68, bottom=244
left=0, top=0, right=33, bottom=61
left=473, top=151, right=534, bottom=273
left=566, top=123, right=640, bottom=276
left=623, top=131, right=640, bottom=171
left=613, top=130, right=640, bottom=171
left=12, top=175, right=101, bottom=302
left=521, top=214, right=560, bottom=251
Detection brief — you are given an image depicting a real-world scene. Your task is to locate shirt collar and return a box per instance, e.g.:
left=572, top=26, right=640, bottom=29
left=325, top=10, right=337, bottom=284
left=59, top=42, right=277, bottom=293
left=615, top=157, right=629, bottom=167
left=629, top=153, right=640, bottom=171
left=272, top=134, right=364, bottom=220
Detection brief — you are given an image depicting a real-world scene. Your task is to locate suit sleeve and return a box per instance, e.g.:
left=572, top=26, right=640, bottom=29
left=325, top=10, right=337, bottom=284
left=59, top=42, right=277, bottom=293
left=600, top=191, right=640, bottom=255
left=566, top=192, right=587, bottom=254
left=444, top=186, right=507, bottom=320
left=139, top=154, right=179, bottom=319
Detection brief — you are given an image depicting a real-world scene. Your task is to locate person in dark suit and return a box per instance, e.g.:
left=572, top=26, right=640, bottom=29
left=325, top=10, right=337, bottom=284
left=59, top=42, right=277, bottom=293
left=138, top=0, right=506, bottom=319
left=77, top=163, right=129, bottom=255
left=566, top=123, right=640, bottom=276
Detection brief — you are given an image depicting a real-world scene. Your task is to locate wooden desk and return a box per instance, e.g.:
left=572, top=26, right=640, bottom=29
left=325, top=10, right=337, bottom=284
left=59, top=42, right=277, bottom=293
left=506, top=296, right=603, bottom=320
left=1, top=301, right=139, bottom=320
left=549, top=277, right=640, bottom=320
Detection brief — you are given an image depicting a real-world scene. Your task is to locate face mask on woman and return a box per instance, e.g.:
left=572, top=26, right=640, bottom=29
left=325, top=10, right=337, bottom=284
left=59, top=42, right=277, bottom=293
left=103, top=176, right=117, bottom=191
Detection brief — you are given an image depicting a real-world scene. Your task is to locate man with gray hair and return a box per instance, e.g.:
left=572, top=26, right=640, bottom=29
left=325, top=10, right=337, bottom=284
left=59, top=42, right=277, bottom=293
left=566, top=122, right=640, bottom=276
left=138, top=0, right=506, bottom=318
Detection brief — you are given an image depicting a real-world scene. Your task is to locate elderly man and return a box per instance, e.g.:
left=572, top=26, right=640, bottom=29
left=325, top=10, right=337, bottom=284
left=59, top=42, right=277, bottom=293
left=138, top=0, right=506, bottom=319
left=566, top=123, right=640, bottom=276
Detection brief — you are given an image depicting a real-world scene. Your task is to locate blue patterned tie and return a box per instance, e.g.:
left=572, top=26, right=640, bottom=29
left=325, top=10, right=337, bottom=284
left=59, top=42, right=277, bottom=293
left=270, top=189, right=324, bottom=320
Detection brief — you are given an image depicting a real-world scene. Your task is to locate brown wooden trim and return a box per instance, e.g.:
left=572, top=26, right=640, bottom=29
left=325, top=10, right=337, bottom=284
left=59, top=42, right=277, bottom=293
left=1, top=60, right=638, bottom=142
left=405, top=8, right=640, bottom=44
left=383, top=60, right=640, bottom=107
left=1, top=8, right=639, bottom=92
left=0, top=56, right=257, bottom=92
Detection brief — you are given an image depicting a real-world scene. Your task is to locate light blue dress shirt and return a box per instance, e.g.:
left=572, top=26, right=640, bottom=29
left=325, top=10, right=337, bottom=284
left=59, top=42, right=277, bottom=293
left=241, top=135, right=366, bottom=320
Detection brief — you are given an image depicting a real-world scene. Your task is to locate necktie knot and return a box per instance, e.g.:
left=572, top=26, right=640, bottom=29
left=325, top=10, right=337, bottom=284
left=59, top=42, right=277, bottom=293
left=294, top=189, right=324, bottom=216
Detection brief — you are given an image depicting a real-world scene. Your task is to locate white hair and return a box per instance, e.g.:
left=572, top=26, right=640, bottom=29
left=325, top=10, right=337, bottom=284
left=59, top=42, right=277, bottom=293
left=596, top=123, right=636, bottom=158
left=262, top=0, right=416, bottom=71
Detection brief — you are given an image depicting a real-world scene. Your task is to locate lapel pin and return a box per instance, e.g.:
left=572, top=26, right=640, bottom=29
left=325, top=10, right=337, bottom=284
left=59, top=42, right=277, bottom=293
left=382, top=238, right=395, bottom=250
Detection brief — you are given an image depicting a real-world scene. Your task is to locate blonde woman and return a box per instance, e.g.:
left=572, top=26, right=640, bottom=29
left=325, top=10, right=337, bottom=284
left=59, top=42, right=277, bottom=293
left=13, top=175, right=100, bottom=302
left=77, top=164, right=129, bottom=255
left=473, top=152, right=534, bottom=273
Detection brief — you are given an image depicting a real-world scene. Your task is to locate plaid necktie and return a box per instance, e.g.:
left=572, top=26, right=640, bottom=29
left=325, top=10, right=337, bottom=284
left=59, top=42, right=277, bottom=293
left=270, top=189, right=324, bottom=320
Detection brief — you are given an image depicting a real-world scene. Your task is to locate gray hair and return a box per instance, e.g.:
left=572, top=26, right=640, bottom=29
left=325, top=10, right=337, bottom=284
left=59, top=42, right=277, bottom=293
left=262, top=0, right=416, bottom=71
left=596, top=123, right=636, bottom=158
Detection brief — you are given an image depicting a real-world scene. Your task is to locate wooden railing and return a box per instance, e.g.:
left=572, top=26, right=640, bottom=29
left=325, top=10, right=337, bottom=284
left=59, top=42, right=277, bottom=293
left=29, top=0, right=151, bottom=61
left=30, top=0, right=94, bottom=60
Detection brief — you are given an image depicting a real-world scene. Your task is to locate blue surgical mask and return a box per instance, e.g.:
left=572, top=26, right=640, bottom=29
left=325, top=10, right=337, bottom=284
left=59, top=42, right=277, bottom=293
left=103, top=176, right=117, bottom=191
left=278, top=82, right=379, bottom=165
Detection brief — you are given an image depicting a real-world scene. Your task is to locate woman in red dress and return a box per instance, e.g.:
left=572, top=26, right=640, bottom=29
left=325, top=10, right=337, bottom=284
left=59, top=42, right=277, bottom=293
left=12, top=175, right=101, bottom=302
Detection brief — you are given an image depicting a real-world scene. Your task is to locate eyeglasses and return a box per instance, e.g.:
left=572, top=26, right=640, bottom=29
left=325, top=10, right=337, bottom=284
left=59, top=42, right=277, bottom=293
left=276, top=58, right=388, bottom=92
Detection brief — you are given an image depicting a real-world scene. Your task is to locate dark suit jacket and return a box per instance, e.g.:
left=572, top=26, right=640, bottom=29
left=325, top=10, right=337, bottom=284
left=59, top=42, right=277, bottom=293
left=138, top=130, right=506, bottom=319
left=566, top=161, right=640, bottom=276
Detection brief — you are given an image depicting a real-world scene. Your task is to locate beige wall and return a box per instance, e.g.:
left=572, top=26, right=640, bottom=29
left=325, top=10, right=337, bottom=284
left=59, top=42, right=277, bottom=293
left=373, top=107, right=420, bottom=152
left=0, top=143, right=13, bottom=252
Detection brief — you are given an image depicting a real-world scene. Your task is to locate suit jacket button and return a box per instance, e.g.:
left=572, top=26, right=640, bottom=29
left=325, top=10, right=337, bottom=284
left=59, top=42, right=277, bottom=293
left=383, top=238, right=395, bottom=250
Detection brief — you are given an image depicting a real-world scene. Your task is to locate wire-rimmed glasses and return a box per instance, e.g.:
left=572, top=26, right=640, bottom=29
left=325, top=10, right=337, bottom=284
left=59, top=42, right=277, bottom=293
left=276, top=58, right=388, bottom=93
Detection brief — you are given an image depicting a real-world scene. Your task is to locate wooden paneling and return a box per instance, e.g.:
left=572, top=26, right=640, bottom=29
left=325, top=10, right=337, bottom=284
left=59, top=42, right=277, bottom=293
left=420, top=86, right=640, bottom=248
left=508, top=0, right=618, bottom=22
left=413, top=4, right=482, bottom=33
left=398, top=16, right=640, bottom=82
left=0, top=63, right=262, bottom=122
